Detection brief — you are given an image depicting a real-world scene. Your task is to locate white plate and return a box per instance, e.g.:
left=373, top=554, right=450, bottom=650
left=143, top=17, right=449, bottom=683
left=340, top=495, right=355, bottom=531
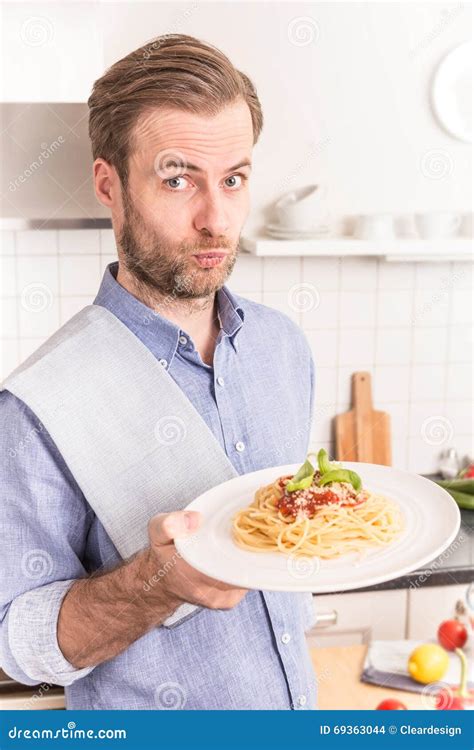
left=175, top=462, right=461, bottom=593
left=431, top=41, right=472, bottom=143
left=266, top=221, right=329, bottom=232
left=265, top=231, right=329, bottom=240
left=265, top=223, right=331, bottom=239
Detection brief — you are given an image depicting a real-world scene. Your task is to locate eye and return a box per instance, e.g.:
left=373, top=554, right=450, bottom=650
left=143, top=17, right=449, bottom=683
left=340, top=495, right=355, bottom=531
left=164, top=175, right=190, bottom=191
left=224, top=174, right=248, bottom=189
left=163, top=173, right=249, bottom=192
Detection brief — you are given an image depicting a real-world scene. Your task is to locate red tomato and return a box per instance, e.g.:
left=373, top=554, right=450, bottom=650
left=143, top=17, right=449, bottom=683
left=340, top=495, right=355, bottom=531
left=435, top=687, right=474, bottom=710
left=376, top=699, right=407, bottom=710
left=438, top=620, right=468, bottom=651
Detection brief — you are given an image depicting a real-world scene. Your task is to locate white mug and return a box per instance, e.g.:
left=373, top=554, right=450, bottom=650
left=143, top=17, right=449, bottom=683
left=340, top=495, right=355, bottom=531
left=415, top=212, right=461, bottom=238
left=461, top=213, right=473, bottom=237
left=354, top=214, right=395, bottom=241
left=272, top=184, right=327, bottom=230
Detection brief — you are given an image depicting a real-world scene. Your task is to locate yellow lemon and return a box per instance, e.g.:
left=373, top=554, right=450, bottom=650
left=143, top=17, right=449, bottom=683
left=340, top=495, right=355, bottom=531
left=408, top=643, right=449, bottom=684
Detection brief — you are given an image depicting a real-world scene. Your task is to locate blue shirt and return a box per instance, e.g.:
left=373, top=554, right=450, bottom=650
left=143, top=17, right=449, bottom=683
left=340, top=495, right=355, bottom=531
left=0, top=262, right=318, bottom=710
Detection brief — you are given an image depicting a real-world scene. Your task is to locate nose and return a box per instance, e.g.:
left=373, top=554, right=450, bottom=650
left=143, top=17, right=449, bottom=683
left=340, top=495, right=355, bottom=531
left=193, top=190, right=230, bottom=237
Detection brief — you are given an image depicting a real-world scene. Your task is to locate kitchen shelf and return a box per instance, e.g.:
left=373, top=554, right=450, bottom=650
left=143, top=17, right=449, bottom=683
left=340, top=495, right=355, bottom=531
left=240, top=236, right=473, bottom=262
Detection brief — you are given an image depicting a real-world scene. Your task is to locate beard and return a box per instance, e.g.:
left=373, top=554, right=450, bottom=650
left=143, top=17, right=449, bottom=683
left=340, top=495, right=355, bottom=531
left=117, top=188, right=239, bottom=300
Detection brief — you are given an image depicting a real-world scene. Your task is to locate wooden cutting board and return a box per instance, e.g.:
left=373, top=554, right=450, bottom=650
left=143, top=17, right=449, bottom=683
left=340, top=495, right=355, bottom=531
left=310, top=645, right=425, bottom=710
left=335, top=371, right=392, bottom=465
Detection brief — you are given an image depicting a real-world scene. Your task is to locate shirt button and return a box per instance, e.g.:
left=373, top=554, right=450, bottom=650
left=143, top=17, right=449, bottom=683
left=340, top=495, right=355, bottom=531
left=216, top=376, right=225, bottom=386
left=281, top=632, right=291, bottom=645
left=158, top=358, right=168, bottom=368
left=178, top=335, right=187, bottom=346
left=297, top=695, right=307, bottom=706
left=235, top=441, right=245, bottom=452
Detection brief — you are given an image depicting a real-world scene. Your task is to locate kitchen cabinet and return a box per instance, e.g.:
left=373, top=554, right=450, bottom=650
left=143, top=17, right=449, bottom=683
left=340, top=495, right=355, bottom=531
left=2, top=3, right=103, bottom=102
left=305, top=582, right=469, bottom=648
left=407, top=583, right=468, bottom=640
left=305, top=589, right=407, bottom=648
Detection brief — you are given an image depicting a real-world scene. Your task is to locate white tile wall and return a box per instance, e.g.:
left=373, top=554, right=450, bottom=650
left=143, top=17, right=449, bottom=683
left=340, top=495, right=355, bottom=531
left=0, top=229, right=472, bottom=474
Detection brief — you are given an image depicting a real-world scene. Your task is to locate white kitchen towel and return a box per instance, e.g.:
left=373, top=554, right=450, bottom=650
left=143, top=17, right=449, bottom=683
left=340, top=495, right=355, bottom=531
left=1, top=304, right=239, bottom=627
left=361, top=639, right=474, bottom=693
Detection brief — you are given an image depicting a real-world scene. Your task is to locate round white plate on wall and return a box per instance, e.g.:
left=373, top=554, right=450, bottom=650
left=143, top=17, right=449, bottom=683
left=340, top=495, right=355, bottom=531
left=431, top=41, right=472, bottom=143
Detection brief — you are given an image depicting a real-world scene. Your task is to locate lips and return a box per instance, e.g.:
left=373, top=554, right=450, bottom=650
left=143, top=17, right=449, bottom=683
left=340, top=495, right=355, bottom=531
left=192, top=252, right=227, bottom=268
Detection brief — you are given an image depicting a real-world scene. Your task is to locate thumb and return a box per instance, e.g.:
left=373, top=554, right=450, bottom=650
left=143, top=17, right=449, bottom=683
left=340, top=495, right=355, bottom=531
left=148, top=510, right=201, bottom=546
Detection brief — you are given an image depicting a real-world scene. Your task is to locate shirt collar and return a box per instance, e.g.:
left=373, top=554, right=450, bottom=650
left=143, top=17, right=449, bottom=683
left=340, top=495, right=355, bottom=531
left=93, top=262, right=244, bottom=366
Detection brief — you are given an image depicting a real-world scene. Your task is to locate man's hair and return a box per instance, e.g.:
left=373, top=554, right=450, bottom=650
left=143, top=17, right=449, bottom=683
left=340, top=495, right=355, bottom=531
left=87, top=33, right=263, bottom=189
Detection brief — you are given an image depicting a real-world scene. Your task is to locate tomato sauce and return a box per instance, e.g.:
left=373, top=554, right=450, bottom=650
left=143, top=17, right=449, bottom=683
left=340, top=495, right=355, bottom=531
left=275, top=474, right=365, bottom=518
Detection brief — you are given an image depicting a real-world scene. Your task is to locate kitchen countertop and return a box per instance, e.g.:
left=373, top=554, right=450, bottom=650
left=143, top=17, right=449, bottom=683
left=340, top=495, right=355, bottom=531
left=331, top=474, right=473, bottom=594
left=0, top=645, right=450, bottom=711
left=310, top=644, right=426, bottom=710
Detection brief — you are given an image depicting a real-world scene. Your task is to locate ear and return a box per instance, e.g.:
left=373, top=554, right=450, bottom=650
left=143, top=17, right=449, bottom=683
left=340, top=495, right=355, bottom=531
left=93, top=158, right=118, bottom=209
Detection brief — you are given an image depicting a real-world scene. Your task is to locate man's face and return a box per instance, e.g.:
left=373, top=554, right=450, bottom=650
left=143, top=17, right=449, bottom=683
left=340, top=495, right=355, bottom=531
left=116, top=100, right=253, bottom=299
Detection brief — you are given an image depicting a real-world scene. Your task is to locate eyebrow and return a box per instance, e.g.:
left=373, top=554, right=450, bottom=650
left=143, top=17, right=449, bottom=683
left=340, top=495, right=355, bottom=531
left=162, top=159, right=252, bottom=174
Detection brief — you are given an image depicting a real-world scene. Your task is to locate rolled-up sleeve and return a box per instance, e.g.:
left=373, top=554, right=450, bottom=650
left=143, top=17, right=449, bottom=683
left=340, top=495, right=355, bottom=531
left=0, top=390, right=96, bottom=686
left=4, top=580, right=95, bottom=686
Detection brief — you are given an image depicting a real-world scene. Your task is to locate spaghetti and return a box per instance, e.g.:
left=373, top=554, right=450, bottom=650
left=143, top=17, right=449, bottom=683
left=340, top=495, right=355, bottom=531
left=232, top=468, right=404, bottom=560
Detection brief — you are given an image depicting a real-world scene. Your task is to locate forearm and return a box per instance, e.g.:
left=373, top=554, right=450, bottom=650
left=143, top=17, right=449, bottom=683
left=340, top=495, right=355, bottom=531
left=57, top=548, right=179, bottom=669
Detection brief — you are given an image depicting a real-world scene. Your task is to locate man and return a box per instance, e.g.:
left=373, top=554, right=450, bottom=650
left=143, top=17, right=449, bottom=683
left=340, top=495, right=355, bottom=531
left=0, top=34, right=317, bottom=710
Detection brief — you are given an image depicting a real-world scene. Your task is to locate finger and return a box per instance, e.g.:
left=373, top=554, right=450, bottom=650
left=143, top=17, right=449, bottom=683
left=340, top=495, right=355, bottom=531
left=149, top=510, right=201, bottom=545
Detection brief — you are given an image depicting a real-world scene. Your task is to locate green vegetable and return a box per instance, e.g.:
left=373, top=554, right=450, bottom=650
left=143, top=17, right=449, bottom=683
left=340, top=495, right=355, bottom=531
left=317, top=448, right=340, bottom=475
left=319, top=468, right=362, bottom=491
left=433, top=479, right=474, bottom=510
left=448, top=491, right=474, bottom=511
left=286, top=449, right=363, bottom=493
left=435, top=479, right=474, bottom=495
left=286, top=457, right=316, bottom=492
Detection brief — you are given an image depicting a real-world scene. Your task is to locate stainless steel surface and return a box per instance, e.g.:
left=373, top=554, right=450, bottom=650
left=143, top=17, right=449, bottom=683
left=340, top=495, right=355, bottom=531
left=314, top=610, right=338, bottom=628
left=1, top=103, right=109, bottom=222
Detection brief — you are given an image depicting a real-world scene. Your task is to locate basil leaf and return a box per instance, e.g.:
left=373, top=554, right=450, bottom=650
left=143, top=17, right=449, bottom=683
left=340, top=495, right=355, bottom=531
left=319, top=468, right=362, bottom=491
left=347, top=470, right=362, bottom=491
left=286, top=474, right=314, bottom=492
left=286, top=457, right=315, bottom=493
left=317, top=448, right=341, bottom=475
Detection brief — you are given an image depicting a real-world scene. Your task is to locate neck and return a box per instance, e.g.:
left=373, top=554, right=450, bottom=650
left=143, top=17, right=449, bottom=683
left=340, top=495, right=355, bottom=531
left=116, top=262, right=221, bottom=365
